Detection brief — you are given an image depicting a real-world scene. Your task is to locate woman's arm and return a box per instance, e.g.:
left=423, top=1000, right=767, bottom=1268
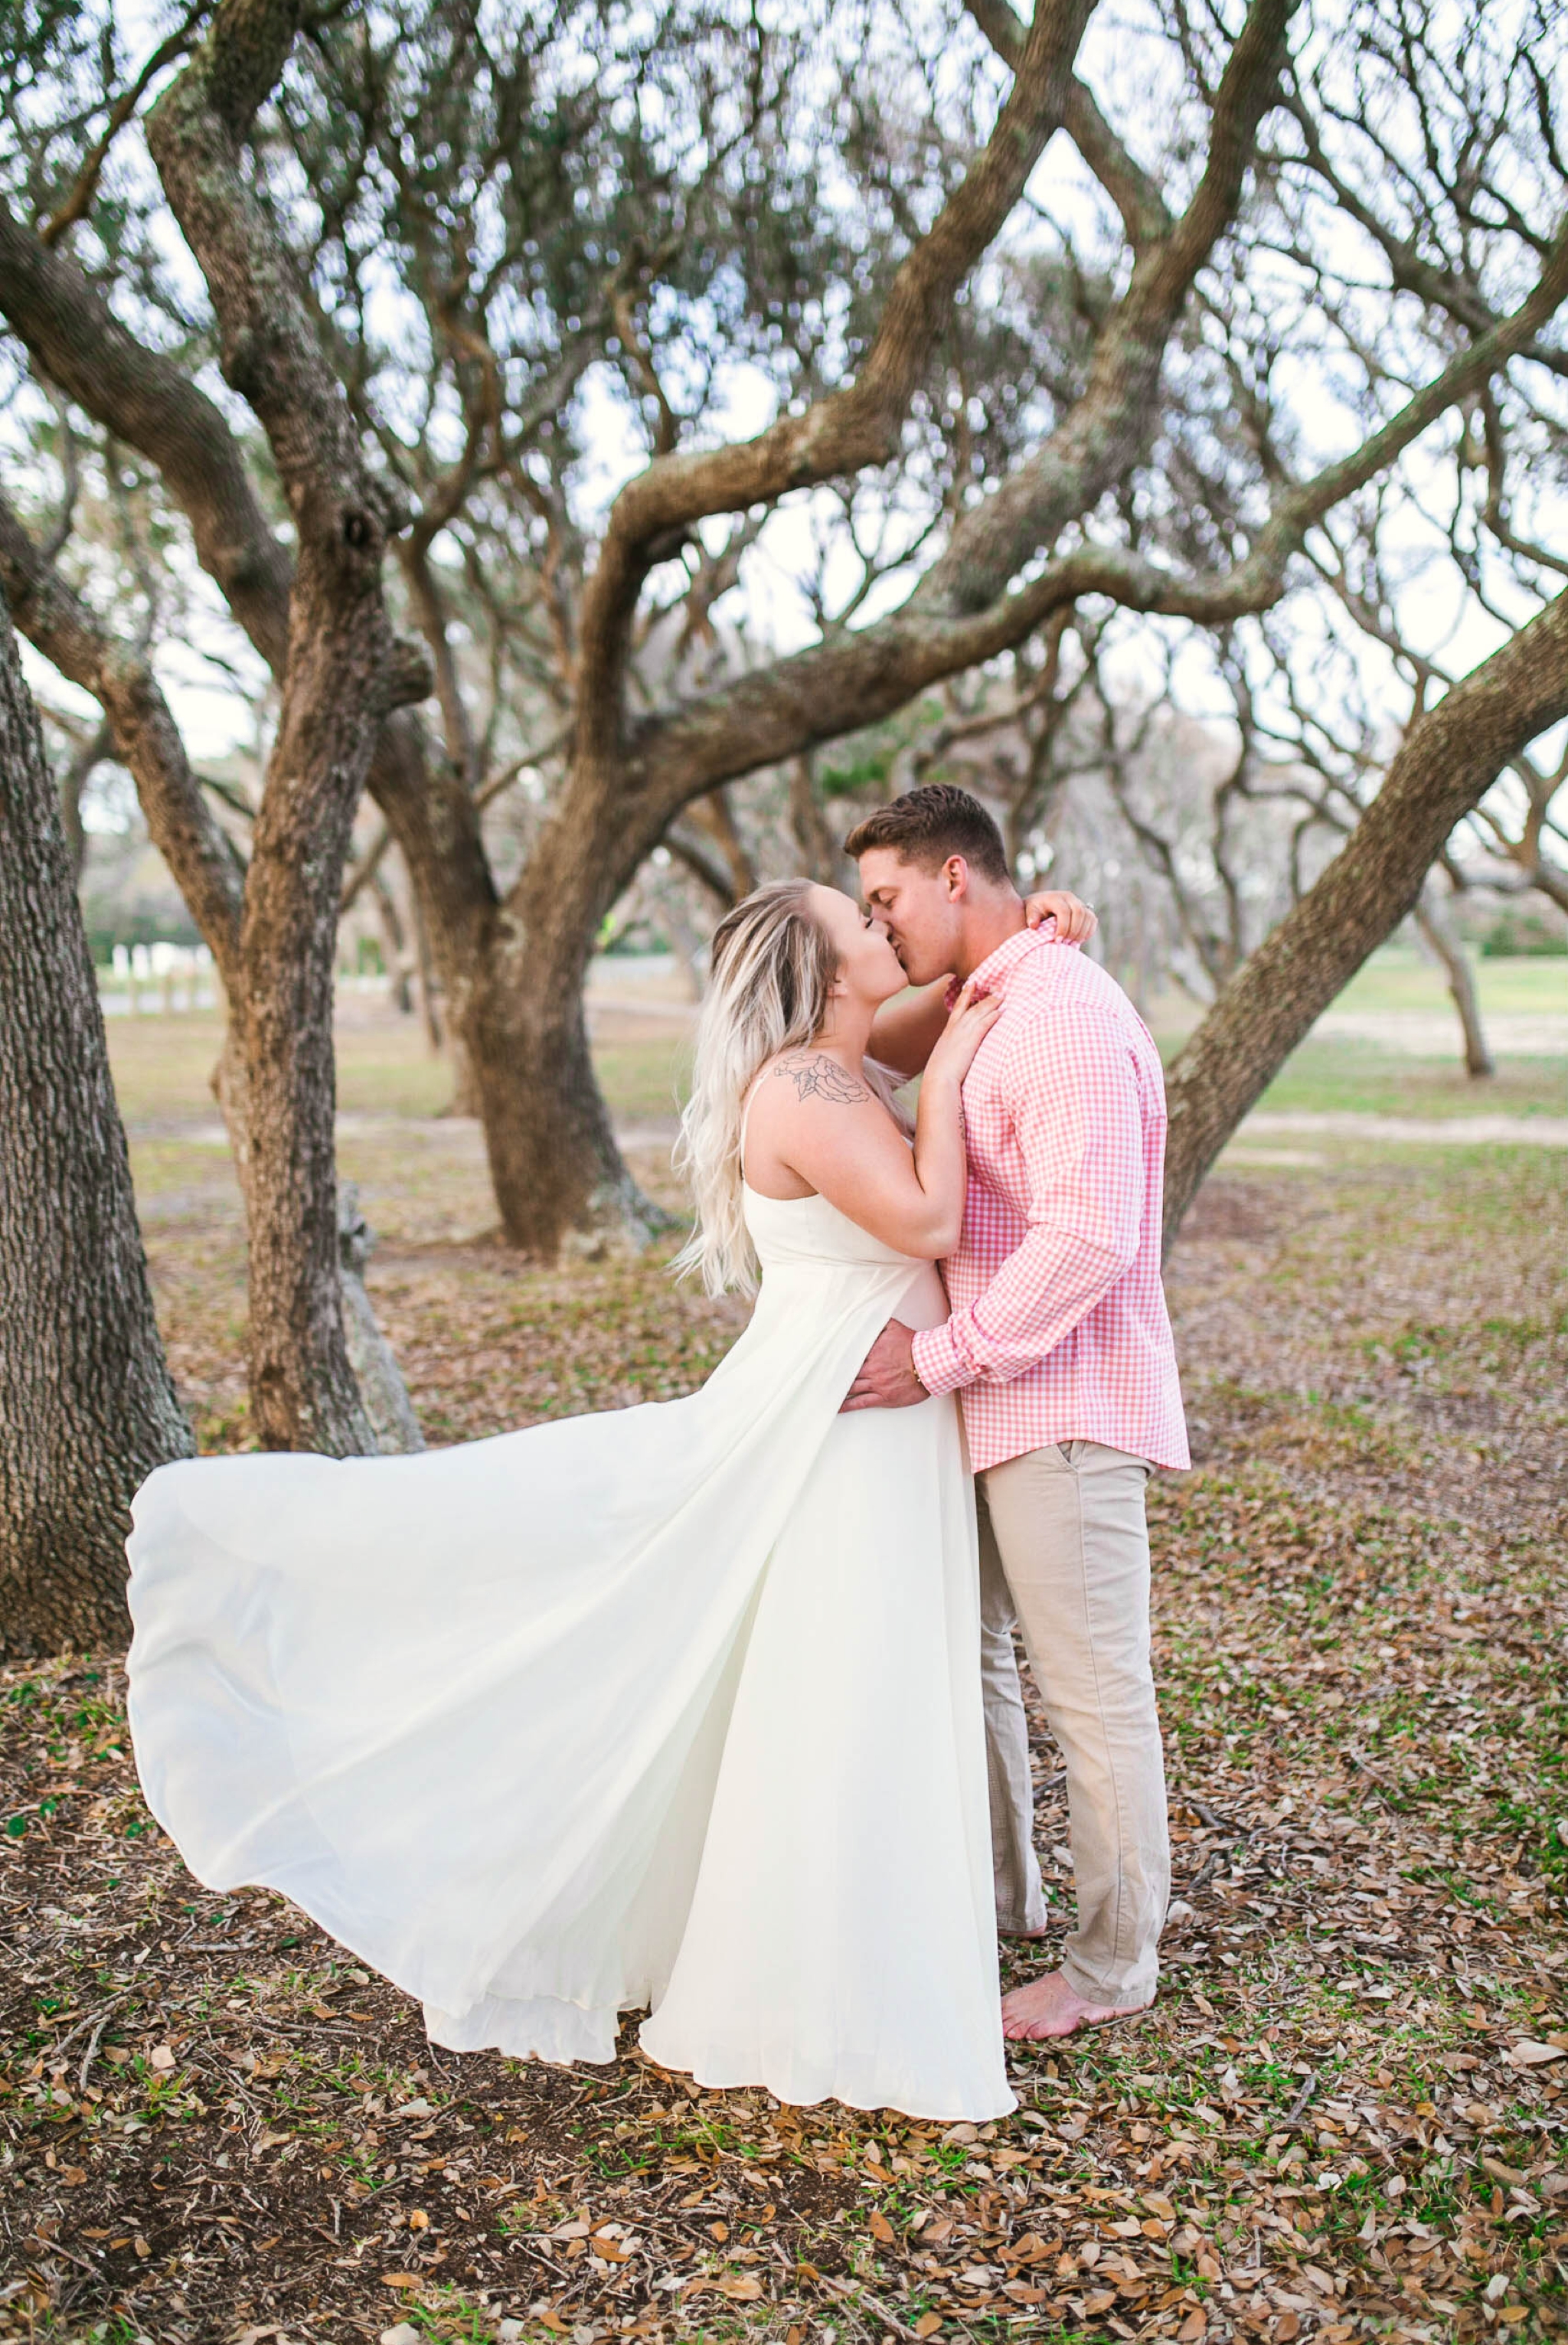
left=745, top=988, right=1000, bottom=1257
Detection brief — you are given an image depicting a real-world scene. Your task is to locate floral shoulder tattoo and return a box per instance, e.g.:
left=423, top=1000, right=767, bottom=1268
left=772, top=1053, right=870, bottom=1106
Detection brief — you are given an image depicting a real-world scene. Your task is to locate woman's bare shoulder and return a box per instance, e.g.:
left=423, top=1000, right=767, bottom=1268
left=757, top=1049, right=874, bottom=1109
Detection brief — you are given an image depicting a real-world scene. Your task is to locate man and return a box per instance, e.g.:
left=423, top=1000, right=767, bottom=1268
left=844, top=784, right=1188, bottom=2041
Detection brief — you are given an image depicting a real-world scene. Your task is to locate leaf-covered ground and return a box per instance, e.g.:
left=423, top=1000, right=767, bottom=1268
left=2, top=1020, right=1565, bottom=2345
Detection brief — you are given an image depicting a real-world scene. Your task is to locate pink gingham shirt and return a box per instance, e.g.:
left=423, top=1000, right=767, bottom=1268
left=910, top=927, right=1189, bottom=1475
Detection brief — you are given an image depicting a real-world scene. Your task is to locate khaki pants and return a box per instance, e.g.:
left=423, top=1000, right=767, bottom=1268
left=977, top=1439, right=1169, bottom=2008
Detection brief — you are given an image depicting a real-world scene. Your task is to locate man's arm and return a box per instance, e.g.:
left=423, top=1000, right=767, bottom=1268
left=909, top=1009, right=1146, bottom=1396
left=867, top=981, right=950, bottom=1078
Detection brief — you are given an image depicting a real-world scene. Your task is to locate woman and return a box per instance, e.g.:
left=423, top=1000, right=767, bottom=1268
left=126, top=880, right=1085, bottom=2120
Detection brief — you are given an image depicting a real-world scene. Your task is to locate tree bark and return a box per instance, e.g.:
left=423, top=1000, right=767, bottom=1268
left=463, top=799, right=671, bottom=1253
left=1162, top=588, right=1568, bottom=1246
left=0, top=594, right=193, bottom=1658
left=789, top=755, right=852, bottom=890
left=146, top=0, right=430, bottom=1452
left=1415, top=880, right=1494, bottom=1078
left=468, top=960, right=664, bottom=1256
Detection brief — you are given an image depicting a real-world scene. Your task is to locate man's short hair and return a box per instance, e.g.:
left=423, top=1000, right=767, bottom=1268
left=843, top=783, right=1011, bottom=885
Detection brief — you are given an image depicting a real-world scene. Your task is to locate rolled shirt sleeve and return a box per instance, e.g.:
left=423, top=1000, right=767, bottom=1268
left=911, top=1006, right=1145, bottom=1395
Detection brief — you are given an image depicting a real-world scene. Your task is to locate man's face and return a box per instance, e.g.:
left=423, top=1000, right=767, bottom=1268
left=857, top=848, right=966, bottom=987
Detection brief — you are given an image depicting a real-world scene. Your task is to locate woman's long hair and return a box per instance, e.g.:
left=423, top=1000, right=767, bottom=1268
left=671, top=880, right=904, bottom=1296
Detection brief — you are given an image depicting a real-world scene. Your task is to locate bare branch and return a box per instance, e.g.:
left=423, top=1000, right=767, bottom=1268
left=573, top=0, right=1096, bottom=759
left=0, top=485, right=243, bottom=983
left=39, top=2, right=213, bottom=249
left=0, top=194, right=293, bottom=671
left=1164, top=585, right=1568, bottom=1243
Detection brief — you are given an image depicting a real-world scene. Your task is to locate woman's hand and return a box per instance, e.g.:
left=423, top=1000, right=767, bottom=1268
left=924, top=977, right=1003, bottom=1087
left=1024, top=888, right=1097, bottom=944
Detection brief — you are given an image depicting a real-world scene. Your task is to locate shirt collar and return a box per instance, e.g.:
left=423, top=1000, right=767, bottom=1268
left=963, top=922, right=1043, bottom=997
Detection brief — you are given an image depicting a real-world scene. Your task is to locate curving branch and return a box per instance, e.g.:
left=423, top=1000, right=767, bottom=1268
left=0, top=486, right=243, bottom=988
left=572, top=0, right=1097, bottom=761
left=632, top=212, right=1568, bottom=828
left=38, top=3, right=213, bottom=249
left=1162, top=585, right=1568, bottom=1246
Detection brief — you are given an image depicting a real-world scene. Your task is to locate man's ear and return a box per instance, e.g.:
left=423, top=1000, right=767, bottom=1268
left=943, top=854, right=969, bottom=901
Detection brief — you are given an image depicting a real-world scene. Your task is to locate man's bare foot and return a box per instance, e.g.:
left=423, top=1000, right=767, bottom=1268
left=1001, top=1966, right=1153, bottom=2040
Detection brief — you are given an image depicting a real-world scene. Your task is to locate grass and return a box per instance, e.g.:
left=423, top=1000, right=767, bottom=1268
left=1328, top=949, right=1565, bottom=1019
left=2, top=979, right=1564, bottom=2343
left=1145, top=949, right=1566, bottom=1120
left=1249, top=1041, right=1566, bottom=1122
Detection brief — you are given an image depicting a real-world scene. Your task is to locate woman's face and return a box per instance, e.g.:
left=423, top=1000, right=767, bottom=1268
left=808, top=885, right=906, bottom=1011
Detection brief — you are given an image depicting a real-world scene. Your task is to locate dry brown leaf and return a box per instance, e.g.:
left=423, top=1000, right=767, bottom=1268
left=1508, top=2039, right=1564, bottom=2067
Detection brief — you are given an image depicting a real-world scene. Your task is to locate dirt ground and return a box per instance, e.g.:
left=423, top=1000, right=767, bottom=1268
left=2, top=1012, right=1565, bottom=2345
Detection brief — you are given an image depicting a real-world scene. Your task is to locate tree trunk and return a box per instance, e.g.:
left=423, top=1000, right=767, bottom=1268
left=462, top=789, right=677, bottom=1253
left=0, top=596, right=193, bottom=1658
left=410, top=874, right=446, bottom=1054
left=1162, top=588, right=1568, bottom=1248
left=337, top=1184, right=423, bottom=1454
left=789, top=754, right=852, bottom=889
left=1415, top=879, right=1494, bottom=1078
left=466, top=921, right=671, bottom=1256
left=234, top=640, right=384, bottom=1456
left=143, top=0, right=434, bottom=1453
left=59, top=716, right=109, bottom=878
left=371, top=866, right=415, bottom=1014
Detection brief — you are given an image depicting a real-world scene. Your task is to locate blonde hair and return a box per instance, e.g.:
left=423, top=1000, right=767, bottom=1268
left=671, top=879, right=905, bottom=1296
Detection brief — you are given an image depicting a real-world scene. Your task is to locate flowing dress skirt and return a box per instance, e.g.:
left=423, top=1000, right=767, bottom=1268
left=126, top=1190, right=1013, bottom=2120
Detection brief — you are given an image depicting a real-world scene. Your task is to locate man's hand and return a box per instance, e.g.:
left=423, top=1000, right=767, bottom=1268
left=841, top=1319, right=928, bottom=1413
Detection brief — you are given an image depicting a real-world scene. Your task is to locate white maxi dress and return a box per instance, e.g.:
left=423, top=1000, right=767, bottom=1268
left=125, top=1182, right=1014, bottom=2121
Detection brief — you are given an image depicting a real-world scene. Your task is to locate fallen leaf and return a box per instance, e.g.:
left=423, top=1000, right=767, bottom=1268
left=1508, top=2039, right=1565, bottom=2068
left=869, top=2209, right=897, bottom=2245
left=148, top=2044, right=175, bottom=2070
left=406, top=2210, right=430, bottom=2231
left=133, top=2236, right=151, bottom=2259
left=914, top=2321, right=942, bottom=2342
